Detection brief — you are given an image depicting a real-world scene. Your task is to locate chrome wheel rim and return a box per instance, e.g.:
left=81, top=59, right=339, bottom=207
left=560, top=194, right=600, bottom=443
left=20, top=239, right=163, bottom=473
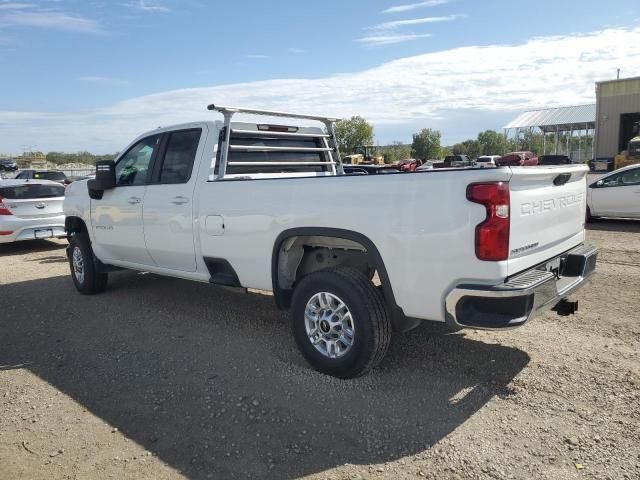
left=72, top=246, right=85, bottom=285
left=304, top=292, right=355, bottom=359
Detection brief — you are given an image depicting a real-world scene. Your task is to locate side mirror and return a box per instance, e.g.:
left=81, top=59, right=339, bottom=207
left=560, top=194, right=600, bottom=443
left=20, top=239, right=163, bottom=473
left=596, top=180, right=604, bottom=187
left=94, top=160, right=116, bottom=190
left=87, top=160, right=116, bottom=199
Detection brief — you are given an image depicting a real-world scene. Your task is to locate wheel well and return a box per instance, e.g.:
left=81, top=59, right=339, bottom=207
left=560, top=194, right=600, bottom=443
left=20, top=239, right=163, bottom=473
left=271, top=229, right=399, bottom=315
left=276, top=235, right=372, bottom=291
left=65, top=216, right=87, bottom=235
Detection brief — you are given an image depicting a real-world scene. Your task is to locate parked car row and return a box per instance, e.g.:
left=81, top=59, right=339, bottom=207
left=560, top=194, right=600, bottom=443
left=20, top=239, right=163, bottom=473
left=0, top=159, right=18, bottom=172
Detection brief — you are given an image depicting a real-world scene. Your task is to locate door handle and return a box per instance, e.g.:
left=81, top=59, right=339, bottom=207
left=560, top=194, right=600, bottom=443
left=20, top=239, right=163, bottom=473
left=171, top=196, right=189, bottom=205
left=128, top=197, right=142, bottom=205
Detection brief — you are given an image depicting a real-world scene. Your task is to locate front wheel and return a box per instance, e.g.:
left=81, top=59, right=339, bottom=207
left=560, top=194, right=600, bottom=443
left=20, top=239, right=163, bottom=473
left=68, top=233, right=108, bottom=294
left=291, top=267, right=392, bottom=378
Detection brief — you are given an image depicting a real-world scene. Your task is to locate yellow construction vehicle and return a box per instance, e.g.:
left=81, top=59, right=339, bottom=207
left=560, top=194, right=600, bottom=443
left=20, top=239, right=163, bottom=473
left=342, top=145, right=384, bottom=165
left=615, top=121, right=640, bottom=169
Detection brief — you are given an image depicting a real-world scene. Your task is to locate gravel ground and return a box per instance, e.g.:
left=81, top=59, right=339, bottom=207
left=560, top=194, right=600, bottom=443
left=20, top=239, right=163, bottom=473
left=1, top=222, right=639, bottom=480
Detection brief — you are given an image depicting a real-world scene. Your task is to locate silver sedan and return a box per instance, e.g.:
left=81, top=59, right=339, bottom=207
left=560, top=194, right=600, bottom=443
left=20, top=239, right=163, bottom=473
left=0, top=179, right=66, bottom=243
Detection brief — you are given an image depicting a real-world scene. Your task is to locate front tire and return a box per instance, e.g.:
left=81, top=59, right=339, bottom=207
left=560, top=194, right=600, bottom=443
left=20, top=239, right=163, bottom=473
left=291, top=267, right=391, bottom=378
left=68, top=233, right=108, bottom=294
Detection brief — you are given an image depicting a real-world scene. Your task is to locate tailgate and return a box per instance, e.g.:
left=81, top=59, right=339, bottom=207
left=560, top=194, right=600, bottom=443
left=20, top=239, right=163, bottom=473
left=508, top=165, right=588, bottom=276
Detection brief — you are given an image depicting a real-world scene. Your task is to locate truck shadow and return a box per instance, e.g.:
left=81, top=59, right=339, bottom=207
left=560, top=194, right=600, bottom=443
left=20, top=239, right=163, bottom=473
left=0, top=272, right=529, bottom=479
left=586, top=219, right=640, bottom=233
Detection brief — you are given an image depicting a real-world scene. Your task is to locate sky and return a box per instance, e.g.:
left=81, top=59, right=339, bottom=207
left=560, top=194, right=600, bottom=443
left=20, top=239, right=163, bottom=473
left=0, top=0, right=639, bottom=153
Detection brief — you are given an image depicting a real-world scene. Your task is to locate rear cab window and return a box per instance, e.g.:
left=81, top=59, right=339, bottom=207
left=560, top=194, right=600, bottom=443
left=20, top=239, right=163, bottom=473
left=213, top=123, right=335, bottom=179
left=0, top=183, right=65, bottom=199
left=35, top=171, right=66, bottom=182
left=157, top=129, right=202, bottom=184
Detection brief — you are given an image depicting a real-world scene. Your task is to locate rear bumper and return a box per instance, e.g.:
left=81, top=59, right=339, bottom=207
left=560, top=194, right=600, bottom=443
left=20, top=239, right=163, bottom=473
left=445, top=244, right=597, bottom=330
left=0, top=216, right=66, bottom=243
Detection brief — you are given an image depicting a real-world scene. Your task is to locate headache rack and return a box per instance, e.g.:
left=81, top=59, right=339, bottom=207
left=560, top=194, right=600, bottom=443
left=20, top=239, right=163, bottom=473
left=207, top=104, right=344, bottom=179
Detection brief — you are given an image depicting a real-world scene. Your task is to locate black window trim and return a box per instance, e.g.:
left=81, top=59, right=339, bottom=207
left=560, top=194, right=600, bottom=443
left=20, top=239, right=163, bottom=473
left=149, top=128, right=202, bottom=185
left=114, top=133, right=162, bottom=187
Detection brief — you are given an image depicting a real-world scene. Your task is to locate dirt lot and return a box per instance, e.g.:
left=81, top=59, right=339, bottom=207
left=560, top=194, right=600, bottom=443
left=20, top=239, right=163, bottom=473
left=1, top=222, right=639, bottom=480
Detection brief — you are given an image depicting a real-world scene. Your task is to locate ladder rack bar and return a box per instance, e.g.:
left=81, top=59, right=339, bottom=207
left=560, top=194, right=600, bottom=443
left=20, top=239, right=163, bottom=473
left=229, top=145, right=334, bottom=153
left=208, top=104, right=341, bottom=123
left=230, top=129, right=330, bottom=139
left=227, top=161, right=336, bottom=167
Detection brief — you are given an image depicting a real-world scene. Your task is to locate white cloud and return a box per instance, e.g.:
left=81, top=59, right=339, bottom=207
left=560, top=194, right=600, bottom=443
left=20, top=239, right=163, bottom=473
left=0, top=3, right=36, bottom=10
left=243, top=54, right=270, bottom=59
left=370, top=14, right=464, bottom=31
left=1, top=27, right=639, bottom=152
left=288, top=47, right=307, bottom=54
left=356, top=32, right=432, bottom=46
left=78, top=76, right=130, bottom=86
left=123, top=0, right=169, bottom=13
left=0, top=3, right=102, bottom=33
left=382, top=1, right=450, bottom=14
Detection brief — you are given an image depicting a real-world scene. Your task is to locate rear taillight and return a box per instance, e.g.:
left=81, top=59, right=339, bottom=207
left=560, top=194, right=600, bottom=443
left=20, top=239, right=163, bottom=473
left=466, top=182, right=510, bottom=261
left=0, top=196, right=12, bottom=216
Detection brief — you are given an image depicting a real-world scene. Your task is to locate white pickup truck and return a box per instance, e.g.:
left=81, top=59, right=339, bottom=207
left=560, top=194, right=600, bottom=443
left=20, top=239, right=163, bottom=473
left=63, top=105, right=597, bottom=378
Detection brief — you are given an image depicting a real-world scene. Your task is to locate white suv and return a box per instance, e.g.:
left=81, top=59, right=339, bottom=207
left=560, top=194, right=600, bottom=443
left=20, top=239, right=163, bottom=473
left=476, top=155, right=501, bottom=167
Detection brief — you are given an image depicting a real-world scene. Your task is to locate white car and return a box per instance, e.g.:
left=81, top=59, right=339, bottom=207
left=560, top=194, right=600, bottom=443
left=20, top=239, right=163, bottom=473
left=476, top=155, right=501, bottom=167
left=63, top=104, right=597, bottom=378
left=587, top=164, right=640, bottom=220
left=415, top=159, right=440, bottom=171
left=0, top=179, right=66, bottom=243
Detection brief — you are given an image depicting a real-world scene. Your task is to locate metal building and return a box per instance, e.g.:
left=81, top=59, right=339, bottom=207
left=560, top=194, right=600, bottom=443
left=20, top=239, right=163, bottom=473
left=595, top=76, right=640, bottom=159
left=503, top=104, right=595, bottom=161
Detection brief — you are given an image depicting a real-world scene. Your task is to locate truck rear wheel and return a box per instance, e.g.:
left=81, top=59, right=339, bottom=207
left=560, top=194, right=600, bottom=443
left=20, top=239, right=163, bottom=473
left=68, top=232, right=108, bottom=295
left=291, top=267, right=391, bottom=378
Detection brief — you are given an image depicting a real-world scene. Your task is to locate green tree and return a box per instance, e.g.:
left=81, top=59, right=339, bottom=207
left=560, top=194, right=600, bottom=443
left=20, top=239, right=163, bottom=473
left=452, top=143, right=466, bottom=155
left=411, top=128, right=441, bottom=159
left=382, top=141, right=411, bottom=164
left=439, top=146, right=453, bottom=158
left=334, top=116, right=374, bottom=155
left=461, top=139, right=480, bottom=159
left=477, top=130, right=505, bottom=155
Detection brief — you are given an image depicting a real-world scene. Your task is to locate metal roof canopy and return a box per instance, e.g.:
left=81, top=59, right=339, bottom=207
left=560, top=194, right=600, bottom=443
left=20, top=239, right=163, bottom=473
left=504, top=104, right=595, bottom=133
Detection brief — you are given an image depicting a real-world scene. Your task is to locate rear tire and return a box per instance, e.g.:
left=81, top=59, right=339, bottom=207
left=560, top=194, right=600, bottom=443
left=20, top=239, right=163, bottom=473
left=291, top=267, right=391, bottom=378
left=68, top=232, right=108, bottom=295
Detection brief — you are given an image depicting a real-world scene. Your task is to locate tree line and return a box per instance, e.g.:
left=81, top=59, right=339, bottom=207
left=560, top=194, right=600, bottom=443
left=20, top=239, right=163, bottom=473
left=45, top=151, right=118, bottom=165
left=11, top=118, right=593, bottom=166
left=335, top=117, right=593, bottom=164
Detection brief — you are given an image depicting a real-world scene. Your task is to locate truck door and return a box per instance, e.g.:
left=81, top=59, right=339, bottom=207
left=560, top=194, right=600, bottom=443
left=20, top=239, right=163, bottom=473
left=90, top=134, right=160, bottom=265
left=142, top=127, right=205, bottom=271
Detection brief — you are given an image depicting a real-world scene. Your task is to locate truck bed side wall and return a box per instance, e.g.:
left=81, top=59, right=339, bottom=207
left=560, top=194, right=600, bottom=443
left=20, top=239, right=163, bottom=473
left=196, top=169, right=513, bottom=322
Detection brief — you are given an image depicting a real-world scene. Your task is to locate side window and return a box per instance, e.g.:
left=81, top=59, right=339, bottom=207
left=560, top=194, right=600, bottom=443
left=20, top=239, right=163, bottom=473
left=115, top=135, right=160, bottom=186
left=158, top=129, right=201, bottom=184
left=620, top=168, right=640, bottom=186
left=601, top=172, right=623, bottom=187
